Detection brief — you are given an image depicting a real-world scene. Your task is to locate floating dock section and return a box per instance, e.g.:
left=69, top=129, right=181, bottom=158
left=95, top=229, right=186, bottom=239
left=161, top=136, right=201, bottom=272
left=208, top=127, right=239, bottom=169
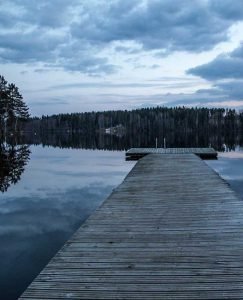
left=21, top=152, right=243, bottom=299
left=126, top=147, right=218, bottom=160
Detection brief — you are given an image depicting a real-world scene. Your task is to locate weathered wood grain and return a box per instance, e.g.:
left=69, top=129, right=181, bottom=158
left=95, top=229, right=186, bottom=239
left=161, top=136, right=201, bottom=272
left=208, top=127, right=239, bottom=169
left=126, top=147, right=217, bottom=160
left=20, top=154, right=243, bottom=299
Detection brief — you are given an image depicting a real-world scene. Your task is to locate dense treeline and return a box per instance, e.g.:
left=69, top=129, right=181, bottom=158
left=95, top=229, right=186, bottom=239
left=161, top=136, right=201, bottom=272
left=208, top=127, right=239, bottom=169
left=26, top=106, right=241, bottom=135
left=24, top=106, right=242, bottom=150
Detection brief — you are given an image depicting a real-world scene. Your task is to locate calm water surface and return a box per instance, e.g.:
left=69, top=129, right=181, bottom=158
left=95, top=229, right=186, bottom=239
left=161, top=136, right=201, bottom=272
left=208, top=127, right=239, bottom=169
left=0, top=145, right=135, bottom=300
left=1, top=145, right=243, bottom=299
left=206, top=150, right=243, bottom=198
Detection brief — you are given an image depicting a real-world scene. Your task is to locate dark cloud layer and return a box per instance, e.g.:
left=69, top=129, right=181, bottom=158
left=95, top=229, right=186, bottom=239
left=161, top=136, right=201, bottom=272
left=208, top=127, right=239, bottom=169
left=216, top=80, right=243, bottom=99
left=73, top=0, right=243, bottom=52
left=161, top=80, right=243, bottom=107
left=188, top=44, right=243, bottom=80
left=1, top=0, right=243, bottom=75
left=210, top=0, right=243, bottom=20
left=0, top=0, right=114, bottom=75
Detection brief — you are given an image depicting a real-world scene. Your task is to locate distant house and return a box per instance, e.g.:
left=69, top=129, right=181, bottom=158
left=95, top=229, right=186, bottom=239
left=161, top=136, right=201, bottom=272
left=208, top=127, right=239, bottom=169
left=105, top=128, right=111, bottom=134
left=105, top=124, right=125, bottom=136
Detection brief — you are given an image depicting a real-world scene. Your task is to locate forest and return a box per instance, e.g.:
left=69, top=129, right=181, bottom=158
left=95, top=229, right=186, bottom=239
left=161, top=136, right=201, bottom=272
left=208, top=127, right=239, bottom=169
left=23, top=106, right=243, bottom=151
left=1, top=74, right=243, bottom=151
left=26, top=107, right=242, bottom=135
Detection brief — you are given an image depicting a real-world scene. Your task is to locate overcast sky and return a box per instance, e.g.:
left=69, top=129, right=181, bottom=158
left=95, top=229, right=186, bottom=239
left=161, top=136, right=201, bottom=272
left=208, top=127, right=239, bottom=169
left=1, top=0, right=243, bottom=116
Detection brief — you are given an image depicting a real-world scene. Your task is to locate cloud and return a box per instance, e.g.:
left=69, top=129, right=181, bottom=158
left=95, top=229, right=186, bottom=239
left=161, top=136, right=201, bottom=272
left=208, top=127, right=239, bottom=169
left=46, top=82, right=170, bottom=90
left=215, top=80, right=243, bottom=99
left=0, top=30, right=115, bottom=75
left=0, top=29, right=62, bottom=63
left=1, top=0, right=243, bottom=76
left=31, top=98, right=69, bottom=106
left=57, top=54, right=117, bottom=75
left=0, top=11, right=16, bottom=28
left=72, top=0, right=243, bottom=52
left=158, top=80, right=243, bottom=107
left=210, top=0, right=243, bottom=20
left=114, top=45, right=142, bottom=54
left=0, top=1, right=116, bottom=75
left=187, top=43, right=243, bottom=80
left=160, top=90, right=227, bottom=107
left=151, top=64, right=160, bottom=69
left=0, top=0, right=78, bottom=29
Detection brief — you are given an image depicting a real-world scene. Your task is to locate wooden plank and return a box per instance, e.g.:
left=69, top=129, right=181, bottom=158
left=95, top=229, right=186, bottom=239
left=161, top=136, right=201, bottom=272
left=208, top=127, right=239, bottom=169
left=20, top=153, right=243, bottom=299
left=125, top=147, right=217, bottom=160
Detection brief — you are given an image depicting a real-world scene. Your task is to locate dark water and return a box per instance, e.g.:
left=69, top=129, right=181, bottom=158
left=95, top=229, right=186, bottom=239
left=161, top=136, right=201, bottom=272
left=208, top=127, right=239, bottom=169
left=1, top=143, right=243, bottom=299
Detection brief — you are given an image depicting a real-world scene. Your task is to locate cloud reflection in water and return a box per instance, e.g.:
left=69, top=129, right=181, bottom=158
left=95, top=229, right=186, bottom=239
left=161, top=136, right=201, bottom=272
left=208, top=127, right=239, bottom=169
left=0, top=146, right=135, bottom=299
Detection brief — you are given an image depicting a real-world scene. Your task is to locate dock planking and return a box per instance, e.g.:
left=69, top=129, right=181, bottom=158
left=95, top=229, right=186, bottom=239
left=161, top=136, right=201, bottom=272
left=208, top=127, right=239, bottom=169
left=20, top=153, right=243, bottom=299
left=126, top=147, right=218, bottom=160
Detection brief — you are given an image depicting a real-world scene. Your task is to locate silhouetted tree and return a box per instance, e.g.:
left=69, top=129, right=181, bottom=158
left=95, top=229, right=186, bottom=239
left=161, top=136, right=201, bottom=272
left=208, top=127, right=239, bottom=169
left=0, top=143, right=30, bottom=193
left=0, top=75, right=30, bottom=138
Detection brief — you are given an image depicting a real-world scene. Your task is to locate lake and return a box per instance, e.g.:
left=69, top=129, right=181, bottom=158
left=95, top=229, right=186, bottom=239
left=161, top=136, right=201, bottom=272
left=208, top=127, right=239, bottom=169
left=1, top=143, right=243, bottom=299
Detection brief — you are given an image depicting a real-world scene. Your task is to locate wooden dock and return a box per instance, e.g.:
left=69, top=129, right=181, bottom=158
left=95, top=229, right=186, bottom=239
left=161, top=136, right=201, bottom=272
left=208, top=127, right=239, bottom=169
left=20, top=153, right=243, bottom=299
left=126, top=147, right=217, bottom=160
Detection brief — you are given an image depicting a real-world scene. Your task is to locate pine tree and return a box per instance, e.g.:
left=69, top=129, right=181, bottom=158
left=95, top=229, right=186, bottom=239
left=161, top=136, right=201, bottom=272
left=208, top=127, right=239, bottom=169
left=0, top=75, right=30, bottom=137
left=8, top=83, right=30, bottom=130
left=0, top=75, right=10, bottom=137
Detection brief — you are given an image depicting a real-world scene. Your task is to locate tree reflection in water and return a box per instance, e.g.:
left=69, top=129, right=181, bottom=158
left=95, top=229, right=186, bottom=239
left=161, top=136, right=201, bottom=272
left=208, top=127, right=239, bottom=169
left=0, top=143, right=30, bottom=193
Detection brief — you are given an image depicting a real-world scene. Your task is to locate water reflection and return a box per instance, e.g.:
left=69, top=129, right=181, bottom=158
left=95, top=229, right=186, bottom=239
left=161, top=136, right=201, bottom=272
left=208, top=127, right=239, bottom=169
left=206, top=151, right=243, bottom=200
left=16, top=131, right=243, bottom=152
left=1, top=133, right=243, bottom=299
left=1, top=131, right=242, bottom=193
left=0, top=145, right=135, bottom=300
left=0, top=143, right=30, bottom=193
